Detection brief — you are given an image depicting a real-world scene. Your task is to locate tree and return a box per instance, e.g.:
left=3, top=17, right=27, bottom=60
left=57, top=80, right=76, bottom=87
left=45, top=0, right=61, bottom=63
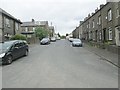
left=35, top=27, right=49, bottom=40
left=61, top=35, right=66, bottom=39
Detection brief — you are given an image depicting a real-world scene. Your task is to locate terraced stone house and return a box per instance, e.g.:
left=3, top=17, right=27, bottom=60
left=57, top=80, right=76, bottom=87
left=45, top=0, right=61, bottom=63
left=73, top=2, right=120, bottom=47
left=0, top=8, right=22, bottom=42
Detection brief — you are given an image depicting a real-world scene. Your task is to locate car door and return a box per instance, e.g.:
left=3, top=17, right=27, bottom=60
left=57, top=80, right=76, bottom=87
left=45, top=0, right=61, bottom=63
left=11, top=42, right=21, bottom=59
left=19, top=42, right=26, bottom=56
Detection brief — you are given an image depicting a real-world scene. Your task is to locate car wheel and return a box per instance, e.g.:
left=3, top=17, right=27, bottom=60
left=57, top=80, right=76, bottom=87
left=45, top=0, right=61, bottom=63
left=25, top=50, right=28, bottom=56
left=6, top=55, right=13, bottom=65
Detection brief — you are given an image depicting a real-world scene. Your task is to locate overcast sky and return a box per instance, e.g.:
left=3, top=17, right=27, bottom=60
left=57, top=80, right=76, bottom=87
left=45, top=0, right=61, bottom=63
left=1, top=0, right=106, bottom=35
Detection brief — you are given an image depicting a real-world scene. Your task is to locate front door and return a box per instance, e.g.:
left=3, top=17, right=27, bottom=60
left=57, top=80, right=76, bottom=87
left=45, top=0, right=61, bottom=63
left=103, top=29, right=106, bottom=42
left=115, top=27, right=120, bottom=46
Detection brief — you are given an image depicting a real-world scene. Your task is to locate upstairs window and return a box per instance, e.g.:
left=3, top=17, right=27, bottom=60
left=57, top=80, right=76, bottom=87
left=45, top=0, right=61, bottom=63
left=5, top=18, right=10, bottom=27
left=108, top=9, right=112, bottom=21
left=92, top=20, right=95, bottom=28
left=87, top=24, right=88, bottom=28
left=89, top=22, right=90, bottom=29
left=25, top=27, right=28, bottom=32
left=116, top=8, right=120, bottom=18
left=15, top=23, right=19, bottom=31
left=98, top=16, right=101, bottom=25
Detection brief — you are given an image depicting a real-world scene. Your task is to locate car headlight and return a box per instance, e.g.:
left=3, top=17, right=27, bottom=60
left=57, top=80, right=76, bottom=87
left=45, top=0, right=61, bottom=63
left=0, top=53, right=5, bottom=58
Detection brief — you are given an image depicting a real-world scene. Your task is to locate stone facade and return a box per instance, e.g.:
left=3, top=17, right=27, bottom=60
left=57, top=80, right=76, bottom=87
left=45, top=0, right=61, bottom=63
left=0, top=8, right=22, bottom=42
left=21, top=19, right=54, bottom=43
left=21, top=20, right=50, bottom=38
left=73, top=2, right=120, bottom=47
left=49, top=26, right=55, bottom=37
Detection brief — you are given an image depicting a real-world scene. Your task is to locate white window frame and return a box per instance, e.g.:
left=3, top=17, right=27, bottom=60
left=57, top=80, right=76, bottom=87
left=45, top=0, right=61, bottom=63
left=87, top=24, right=88, bottom=28
left=108, top=9, right=112, bottom=21
left=98, top=16, right=101, bottom=25
left=99, top=32, right=102, bottom=40
left=92, top=31, right=95, bottom=40
left=92, top=20, right=95, bottom=28
left=15, top=23, right=19, bottom=31
left=25, top=27, right=28, bottom=32
left=108, top=27, right=112, bottom=40
left=33, top=27, right=35, bottom=32
left=116, top=8, right=120, bottom=18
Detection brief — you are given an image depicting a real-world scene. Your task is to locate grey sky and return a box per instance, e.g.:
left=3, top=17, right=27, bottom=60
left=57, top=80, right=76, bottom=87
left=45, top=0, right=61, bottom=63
left=1, top=0, right=106, bottom=35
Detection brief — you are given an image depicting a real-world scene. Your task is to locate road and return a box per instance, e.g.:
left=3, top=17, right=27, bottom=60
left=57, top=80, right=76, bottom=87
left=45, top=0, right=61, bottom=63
left=2, top=40, right=118, bottom=88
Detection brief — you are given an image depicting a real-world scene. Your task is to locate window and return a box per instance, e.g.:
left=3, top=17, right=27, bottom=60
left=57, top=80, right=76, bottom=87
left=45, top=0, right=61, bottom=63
left=116, top=8, right=119, bottom=18
left=14, top=43, right=20, bottom=48
left=93, top=31, right=95, bottom=40
left=87, top=24, right=88, bottom=28
left=99, top=32, right=102, bottom=40
left=5, top=18, right=10, bottom=27
left=89, top=22, right=90, bottom=29
left=25, top=27, right=28, bottom=32
left=89, top=31, right=91, bottom=39
left=98, top=16, right=101, bottom=25
left=108, top=9, right=112, bottom=21
left=108, top=27, right=112, bottom=40
left=119, top=33, right=120, bottom=41
left=93, top=21, right=94, bottom=28
left=33, top=27, right=35, bottom=32
left=15, top=23, right=19, bottom=31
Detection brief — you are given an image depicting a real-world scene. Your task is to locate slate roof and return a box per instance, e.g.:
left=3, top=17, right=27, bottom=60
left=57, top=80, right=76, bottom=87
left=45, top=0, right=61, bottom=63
left=0, top=8, right=22, bottom=24
left=21, top=22, right=37, bottom=27
left=21, top=21, right=48, bottom=27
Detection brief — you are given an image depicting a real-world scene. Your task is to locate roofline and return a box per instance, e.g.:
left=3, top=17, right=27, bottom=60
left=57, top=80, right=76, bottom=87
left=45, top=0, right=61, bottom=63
left=0, top=8, right=22, bottom=24
left=79, top=2, right=109, bottom=26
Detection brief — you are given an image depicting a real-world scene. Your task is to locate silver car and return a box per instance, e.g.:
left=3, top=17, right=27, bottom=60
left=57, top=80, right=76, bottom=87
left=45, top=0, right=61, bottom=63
left=40, top=38, right=50, bottom=45
left=72, top=39, right=83, bottom=47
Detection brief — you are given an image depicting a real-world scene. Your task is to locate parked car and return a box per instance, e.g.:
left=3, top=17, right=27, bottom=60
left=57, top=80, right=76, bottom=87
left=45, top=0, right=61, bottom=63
left=40, top=38, right=50, bottom=45
left=50, top=37, right=56, bottom=42
left=0, top=40, right=29, bottom=65
left=56, top=37, right=61, bottom=40
left=69, top=38, right=74, bottom=42
left=72, top=39, right=83, bottom=47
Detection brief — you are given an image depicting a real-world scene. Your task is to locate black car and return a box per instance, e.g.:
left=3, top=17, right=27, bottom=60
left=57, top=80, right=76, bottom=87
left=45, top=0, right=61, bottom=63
left=0, top=40, right=29, bottom=65
left=40, top=38, right=50, bottom=45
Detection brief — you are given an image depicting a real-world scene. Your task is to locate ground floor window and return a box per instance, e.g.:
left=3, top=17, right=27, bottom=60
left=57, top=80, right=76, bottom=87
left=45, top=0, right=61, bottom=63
left=92, top=31, right=95, bottom=41
left=119, top=33, right=120, bottom=41
left=89, top=31, right=92, bottom=40
left=108, top=27, right=112, bottom=40
left=0, top=29, right=2, bottom=42
left=99, top=31, right=102, bottom=41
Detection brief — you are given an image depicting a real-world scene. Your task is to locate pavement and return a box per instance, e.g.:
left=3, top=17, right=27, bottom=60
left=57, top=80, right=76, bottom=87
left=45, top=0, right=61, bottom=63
left=83, top=43, right=119, bottom=67
left=2, top=40, right=118, bottom=88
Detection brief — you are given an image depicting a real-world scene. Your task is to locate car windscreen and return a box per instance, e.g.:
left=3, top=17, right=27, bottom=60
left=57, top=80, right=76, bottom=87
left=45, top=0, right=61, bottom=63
left=0, top=42, right=13, bottom=51
left=41, top=38, right=48, bottom=42
left=73, top=39, right=81, bottom=42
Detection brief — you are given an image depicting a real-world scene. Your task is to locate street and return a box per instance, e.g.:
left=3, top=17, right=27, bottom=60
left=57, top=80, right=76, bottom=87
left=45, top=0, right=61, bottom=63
left=2, top=40, right=118, bottom=88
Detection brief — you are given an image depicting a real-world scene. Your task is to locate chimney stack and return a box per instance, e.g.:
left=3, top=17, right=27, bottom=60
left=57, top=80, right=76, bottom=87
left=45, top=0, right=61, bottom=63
left=95, top=8, right=99, bottom=12
left=100, top=4, right=104, bottom=9
left=32, top=19, right=35, bottom=22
